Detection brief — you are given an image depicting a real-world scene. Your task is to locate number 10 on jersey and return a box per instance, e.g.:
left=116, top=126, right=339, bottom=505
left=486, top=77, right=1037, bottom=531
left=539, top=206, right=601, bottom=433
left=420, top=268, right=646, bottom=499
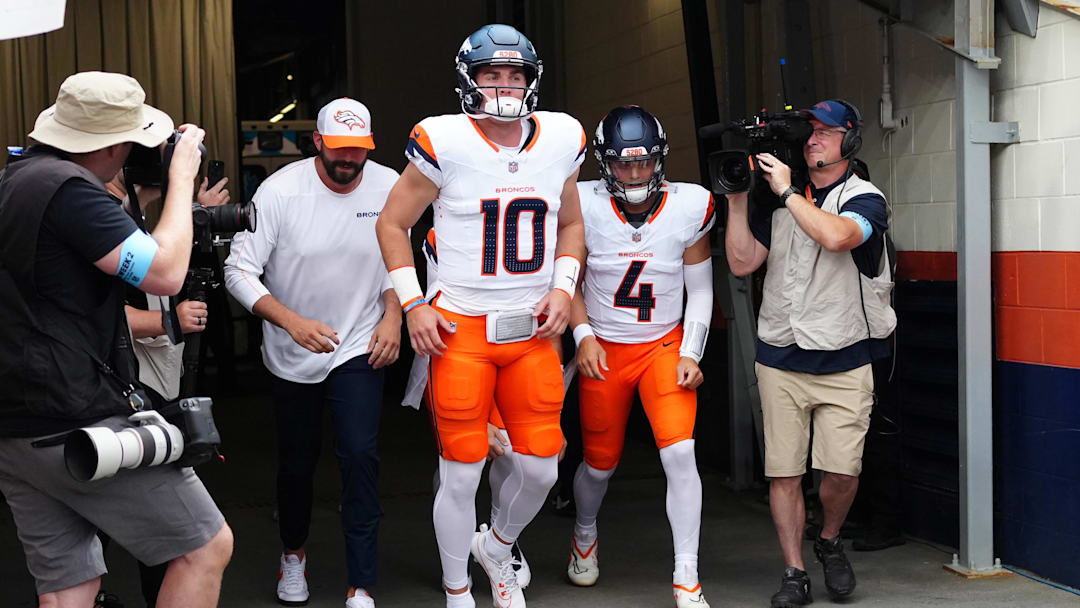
left=481, top=198, right=548, bottom=276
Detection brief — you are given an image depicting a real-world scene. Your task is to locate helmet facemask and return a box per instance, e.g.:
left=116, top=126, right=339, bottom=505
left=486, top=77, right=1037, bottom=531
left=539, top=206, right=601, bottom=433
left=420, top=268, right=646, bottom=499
left=456, top=60, right=542, bottom=121
left=600, top=154, right=666, bottom=206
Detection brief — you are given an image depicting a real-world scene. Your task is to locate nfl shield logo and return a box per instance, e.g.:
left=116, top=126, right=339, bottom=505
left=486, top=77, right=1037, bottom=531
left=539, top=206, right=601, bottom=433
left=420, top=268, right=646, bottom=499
left=508, top=161, right=519, bottom=173
left=632, top=232, right=641, bottom=242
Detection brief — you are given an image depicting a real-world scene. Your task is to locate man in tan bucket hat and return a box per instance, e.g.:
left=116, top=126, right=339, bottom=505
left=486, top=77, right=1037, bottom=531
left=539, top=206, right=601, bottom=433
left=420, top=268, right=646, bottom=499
left=0, top=71, right=233, bottom=607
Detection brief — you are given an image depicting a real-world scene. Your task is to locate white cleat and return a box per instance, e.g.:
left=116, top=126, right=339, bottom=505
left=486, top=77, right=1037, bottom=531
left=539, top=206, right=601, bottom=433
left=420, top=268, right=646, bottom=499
left=567, top=536, right=599, bottom=587
left=673, top=563, right=709, bottom=607
left=510, top=541, right=531, bottom=588
left=470, top=524, right=525, bottom=607
left=673, top=582, right=710, bottom=607
left=277, top=553, right=309, bottom=606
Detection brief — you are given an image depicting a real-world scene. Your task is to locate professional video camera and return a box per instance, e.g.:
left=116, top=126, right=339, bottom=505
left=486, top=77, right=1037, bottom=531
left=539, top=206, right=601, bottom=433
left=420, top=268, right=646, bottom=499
left=701, top=109, right=813, bottom=206
left=64, top=396, right=222, bottom=481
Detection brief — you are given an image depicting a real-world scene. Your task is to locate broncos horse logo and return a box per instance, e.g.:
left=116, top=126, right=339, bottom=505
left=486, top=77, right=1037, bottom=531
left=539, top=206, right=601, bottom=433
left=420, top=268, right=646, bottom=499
left=334, top=110, right=366, bottom=130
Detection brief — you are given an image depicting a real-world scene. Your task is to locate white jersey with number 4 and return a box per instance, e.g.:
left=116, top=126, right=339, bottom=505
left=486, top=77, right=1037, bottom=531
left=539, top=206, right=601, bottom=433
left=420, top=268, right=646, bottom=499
left=405, top=111, right=586, bottom=315
left=579, top=180, right=716, bottom=344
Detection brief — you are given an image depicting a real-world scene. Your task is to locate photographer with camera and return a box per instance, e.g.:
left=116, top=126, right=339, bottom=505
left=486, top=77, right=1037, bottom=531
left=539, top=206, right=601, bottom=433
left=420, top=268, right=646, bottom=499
left=224, top=98, right=400, bottom=608
left=724, top=100, right=895, bottom=607
left=0, top=72, right=233, bottom=608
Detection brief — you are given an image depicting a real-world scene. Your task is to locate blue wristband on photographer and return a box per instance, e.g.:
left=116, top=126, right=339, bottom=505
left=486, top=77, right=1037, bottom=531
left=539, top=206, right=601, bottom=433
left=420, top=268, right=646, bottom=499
left=840, top=211, right=873, bottom=245
left=116, top=229, right=159, bottom=287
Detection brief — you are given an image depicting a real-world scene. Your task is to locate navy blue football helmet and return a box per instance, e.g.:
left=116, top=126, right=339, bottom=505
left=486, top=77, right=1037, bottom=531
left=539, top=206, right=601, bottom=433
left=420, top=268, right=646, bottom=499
left=455, top=24, right=542, bottom=121
left=594, top=106, right=668, bottom=204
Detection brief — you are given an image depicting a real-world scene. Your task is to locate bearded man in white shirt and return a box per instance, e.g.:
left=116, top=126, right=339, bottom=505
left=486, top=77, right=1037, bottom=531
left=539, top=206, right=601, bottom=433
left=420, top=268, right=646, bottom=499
left=225, top=98, right=401, bottom=608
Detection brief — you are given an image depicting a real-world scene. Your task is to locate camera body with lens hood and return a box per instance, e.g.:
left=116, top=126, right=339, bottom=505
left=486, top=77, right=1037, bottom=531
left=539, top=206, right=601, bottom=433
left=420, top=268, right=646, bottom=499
left=124, top=131, right=256, bottom=253
left=64, top=396, right=221, bottom=482
left=703, top=109, right=813, bottom=207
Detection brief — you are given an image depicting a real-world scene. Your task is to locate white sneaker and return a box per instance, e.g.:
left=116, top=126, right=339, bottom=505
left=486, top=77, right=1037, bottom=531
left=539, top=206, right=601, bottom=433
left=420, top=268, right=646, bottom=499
left=345, top=591, right=375, bottom=608
left=277, top=553, right=309, bottom=606
left=470, top=523, right=525, bottom=607
left=510, top=541, right=531, bottom=588
left=673, top=563, right=709, bottom=607
left=567, top=536, right=599, bottom=586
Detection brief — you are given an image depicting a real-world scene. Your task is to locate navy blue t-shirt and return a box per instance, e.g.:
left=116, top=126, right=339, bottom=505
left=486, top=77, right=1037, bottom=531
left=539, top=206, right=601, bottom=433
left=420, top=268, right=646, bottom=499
left=749, top=176, right=891, bottom=374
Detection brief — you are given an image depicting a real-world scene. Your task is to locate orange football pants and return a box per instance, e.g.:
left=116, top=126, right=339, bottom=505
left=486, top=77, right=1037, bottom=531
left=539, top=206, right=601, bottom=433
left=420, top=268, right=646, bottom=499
left=426, top=307, right=564, bottom=463
left=579, top=325, right=697, bottom=471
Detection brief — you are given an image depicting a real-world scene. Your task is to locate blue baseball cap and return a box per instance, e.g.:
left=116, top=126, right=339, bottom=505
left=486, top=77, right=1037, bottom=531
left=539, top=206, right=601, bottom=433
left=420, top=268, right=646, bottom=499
left=804, top=100, right=859, bottom=129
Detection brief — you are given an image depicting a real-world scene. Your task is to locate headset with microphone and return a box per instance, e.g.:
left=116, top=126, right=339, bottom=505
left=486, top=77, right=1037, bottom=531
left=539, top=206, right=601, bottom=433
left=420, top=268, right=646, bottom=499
left=814, top=99, right=863, bottom=168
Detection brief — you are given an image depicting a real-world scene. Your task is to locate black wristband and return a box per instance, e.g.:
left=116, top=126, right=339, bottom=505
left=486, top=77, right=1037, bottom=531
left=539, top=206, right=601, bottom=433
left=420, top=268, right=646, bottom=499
left=779, top=185, right=798, bottom=205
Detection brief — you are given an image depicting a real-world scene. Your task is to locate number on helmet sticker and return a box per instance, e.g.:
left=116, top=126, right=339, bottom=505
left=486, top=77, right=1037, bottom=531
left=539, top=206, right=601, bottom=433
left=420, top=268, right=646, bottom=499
left=614, top=260, right=655, bottom=322
left=480, top=197, right=548, bottom=275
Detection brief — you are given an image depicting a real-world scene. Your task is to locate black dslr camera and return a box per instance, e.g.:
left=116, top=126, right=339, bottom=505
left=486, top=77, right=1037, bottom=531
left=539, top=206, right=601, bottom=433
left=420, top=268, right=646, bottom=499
left=125, top=130, right=256, bottom=252
left=703, top=110, right=813, bottom=207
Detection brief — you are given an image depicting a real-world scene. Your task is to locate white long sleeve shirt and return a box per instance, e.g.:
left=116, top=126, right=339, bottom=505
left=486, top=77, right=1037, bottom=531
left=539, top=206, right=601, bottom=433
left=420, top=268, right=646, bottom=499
left=224, top=158, right=398, bottom=383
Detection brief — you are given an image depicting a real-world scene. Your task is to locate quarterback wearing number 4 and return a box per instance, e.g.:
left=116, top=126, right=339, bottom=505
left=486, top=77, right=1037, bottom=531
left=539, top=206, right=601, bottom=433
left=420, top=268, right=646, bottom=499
left=568, top=106, right=715, bottom=608
left=375, top=24, right=586, bottom=608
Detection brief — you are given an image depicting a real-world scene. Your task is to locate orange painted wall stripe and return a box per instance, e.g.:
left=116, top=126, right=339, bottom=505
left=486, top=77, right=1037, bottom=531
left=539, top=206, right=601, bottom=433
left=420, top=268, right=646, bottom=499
left=993, top=251, right=1080, bottom=369
left=894, top=251, right=1080, bottom=369
left=896, top=251, right=957, bottom=281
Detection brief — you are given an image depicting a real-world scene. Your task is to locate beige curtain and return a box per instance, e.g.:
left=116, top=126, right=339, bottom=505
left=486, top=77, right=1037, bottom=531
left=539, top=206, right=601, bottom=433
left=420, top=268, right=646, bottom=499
left=0, top=0, right=238, bottom=191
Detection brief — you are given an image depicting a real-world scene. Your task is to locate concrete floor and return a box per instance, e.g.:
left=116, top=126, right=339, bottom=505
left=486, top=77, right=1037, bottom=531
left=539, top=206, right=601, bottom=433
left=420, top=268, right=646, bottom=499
left=2, top=368, right=1078, bottom=607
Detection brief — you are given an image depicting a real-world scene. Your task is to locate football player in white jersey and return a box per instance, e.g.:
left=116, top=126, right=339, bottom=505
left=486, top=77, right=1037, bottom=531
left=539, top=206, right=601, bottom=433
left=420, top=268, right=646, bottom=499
left=375, top=24, right=586, bottom=608
left=567, top=106, right=715, bottom=608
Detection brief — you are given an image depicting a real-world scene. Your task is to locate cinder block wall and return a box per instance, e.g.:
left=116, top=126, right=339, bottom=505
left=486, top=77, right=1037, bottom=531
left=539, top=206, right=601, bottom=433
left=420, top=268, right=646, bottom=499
left=991, top=8, right=1080, bottom=252
left=561, top=0, right=701, bottom=183
left=808, top=0, right=957, bottom=253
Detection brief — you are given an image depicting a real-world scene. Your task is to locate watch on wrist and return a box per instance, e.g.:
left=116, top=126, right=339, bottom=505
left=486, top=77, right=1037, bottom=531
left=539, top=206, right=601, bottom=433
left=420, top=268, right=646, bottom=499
left=779, top=185, right=798, bottom=205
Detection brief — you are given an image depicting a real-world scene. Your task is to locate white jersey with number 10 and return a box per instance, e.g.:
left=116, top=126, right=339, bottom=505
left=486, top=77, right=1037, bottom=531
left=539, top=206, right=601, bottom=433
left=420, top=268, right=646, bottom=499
left=405, top=111, right=586, bottom=316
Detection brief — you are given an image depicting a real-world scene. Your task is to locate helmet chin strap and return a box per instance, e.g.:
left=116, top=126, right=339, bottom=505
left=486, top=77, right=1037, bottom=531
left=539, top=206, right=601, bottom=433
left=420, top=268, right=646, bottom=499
left=615, top=187, right=662, bottom=227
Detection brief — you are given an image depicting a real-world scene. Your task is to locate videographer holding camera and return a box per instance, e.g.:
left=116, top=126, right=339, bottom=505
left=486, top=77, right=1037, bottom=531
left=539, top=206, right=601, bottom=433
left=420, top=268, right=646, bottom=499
left=0, top=72, right=232, bottom=607
left=724, top=100, right=895, bottom=608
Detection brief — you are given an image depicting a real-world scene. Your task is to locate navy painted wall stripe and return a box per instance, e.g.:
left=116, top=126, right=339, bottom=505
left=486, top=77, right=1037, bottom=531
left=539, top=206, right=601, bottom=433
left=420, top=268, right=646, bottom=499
left=994, top=360, right=1080, bottom=590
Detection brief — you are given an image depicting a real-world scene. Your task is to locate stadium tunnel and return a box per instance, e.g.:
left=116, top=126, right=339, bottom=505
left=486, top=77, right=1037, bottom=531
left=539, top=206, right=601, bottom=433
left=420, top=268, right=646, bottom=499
left=2, top=0, right=1080, bottom=605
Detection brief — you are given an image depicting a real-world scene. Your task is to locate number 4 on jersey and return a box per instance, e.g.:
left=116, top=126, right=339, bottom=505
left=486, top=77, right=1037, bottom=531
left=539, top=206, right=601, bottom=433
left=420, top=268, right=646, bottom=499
left=614, top=260, right=656, bottom=322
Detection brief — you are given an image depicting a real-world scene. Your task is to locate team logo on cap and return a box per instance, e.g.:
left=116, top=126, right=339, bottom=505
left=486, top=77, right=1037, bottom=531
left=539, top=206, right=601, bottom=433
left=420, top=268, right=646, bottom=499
left=334, top=110, right=366, bottom=130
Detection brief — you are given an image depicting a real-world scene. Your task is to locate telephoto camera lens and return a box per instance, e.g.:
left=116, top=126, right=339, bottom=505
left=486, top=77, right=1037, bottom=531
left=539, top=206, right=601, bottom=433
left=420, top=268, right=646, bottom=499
left=64, top=411, right=184, bottom=482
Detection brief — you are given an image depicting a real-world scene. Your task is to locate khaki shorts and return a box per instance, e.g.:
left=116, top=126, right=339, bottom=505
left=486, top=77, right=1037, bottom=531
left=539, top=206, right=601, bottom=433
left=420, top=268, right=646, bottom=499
left=755, top=362, right=874, bottom=478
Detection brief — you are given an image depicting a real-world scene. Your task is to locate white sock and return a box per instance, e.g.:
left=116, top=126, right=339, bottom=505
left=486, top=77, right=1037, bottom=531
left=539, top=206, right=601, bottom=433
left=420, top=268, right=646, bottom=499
left=445, top=588, right=476, bottom=608
left=487, top=430, right=514, bottom=525
left=483, top=527, right=513, bottom=561
left=572, top=461, right=615, bottom=545
left=660, top=440, right=703, bottom=569
left=673, top=558, right=700, bottom=585
left=433, top=457, right=485, bottom=590
left=491, top=452, right=558, bottom=546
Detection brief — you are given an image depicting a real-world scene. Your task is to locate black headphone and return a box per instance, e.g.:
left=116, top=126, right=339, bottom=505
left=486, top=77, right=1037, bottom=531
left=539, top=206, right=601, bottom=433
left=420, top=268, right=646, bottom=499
left=834, top=99, right=863, bottom=160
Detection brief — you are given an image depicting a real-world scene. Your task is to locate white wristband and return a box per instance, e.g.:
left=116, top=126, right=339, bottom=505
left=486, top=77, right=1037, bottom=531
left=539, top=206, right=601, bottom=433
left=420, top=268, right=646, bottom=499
left=551, top=255, right=581, bottom=300
left=389, top=266, right=424, bottom=310
left=573, top=324, right=595, bottom=347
